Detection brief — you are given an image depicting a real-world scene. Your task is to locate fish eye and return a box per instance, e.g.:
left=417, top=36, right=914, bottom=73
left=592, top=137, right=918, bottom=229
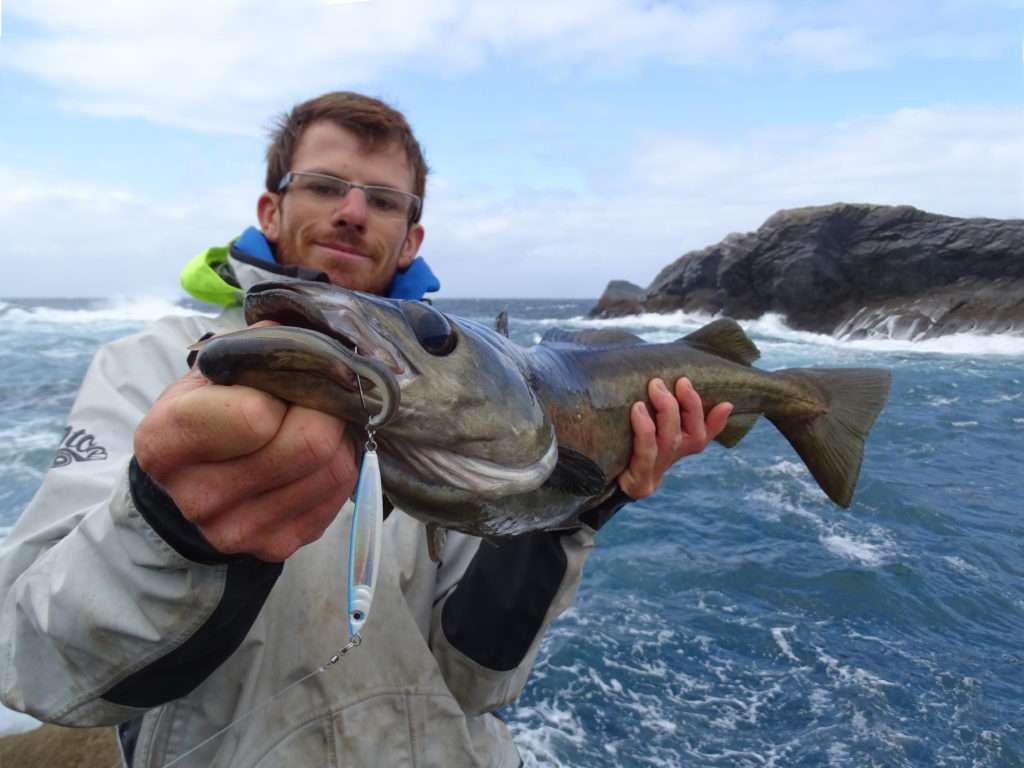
left=400, top=302, right=457, bottom=356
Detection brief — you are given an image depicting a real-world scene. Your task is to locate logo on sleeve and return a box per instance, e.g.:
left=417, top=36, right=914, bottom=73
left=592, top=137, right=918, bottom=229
left=52, top=426, right=109, bottom=467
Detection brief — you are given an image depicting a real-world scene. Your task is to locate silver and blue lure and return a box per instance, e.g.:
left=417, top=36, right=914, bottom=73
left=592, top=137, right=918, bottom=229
left=347, top=434, right=383, bottom=638
left=347, top=357, right=389, bottom=639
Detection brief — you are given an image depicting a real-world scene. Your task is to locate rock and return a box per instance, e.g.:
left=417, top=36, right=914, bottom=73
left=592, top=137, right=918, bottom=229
left=590, top=280, right=647, bottom=318
left=590, top=203, right=1024, bottom=339
left=0, top=724, right=119, bottom=768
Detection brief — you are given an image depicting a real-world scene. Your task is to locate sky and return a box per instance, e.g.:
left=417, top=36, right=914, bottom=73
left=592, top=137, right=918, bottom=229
left=0, top=0, right=1021, bottom=299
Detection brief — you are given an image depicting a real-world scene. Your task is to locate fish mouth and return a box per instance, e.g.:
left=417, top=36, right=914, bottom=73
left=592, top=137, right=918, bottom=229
left=201, top=281, right=405, bottom=427
left=244, top=282, right=405, bottom=377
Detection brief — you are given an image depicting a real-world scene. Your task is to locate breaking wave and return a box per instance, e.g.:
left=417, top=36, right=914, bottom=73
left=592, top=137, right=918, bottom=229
left=0, top=296, right=215, bottom=327
left=538, top=310, right=1024, bottom=357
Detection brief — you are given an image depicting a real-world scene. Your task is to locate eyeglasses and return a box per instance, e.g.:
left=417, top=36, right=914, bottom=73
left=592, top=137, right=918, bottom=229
left=278, top=171, right=422, bottom=222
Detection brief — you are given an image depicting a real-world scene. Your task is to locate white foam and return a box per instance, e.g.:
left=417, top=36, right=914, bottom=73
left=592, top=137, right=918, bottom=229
left=757, top=460, right=808, bottom=478
left=643, top=716, right=678, bottom=735
left=816, top=648, right=897, bottom=690
left=982, top=392, right=1023, bottom=403
left=510, top=699, right=586, bottom=768
left=944, top=555, right=984, bottom=577
left=743, top=484, right=821, bottom=524
left=771, top=626, right=801, bottom=663
left=546, top=308, right=716, bottom=331
left=3, top=296, right=215, bottom=327
left=0, top=421, right=63, bottom=453
left=821, top=533, right=890, bottom=567
left=925, top=395, right=959, bottom=406
left=529, top=308, right=1024, bottom=358
left=827, top=741, right=851, bottom=766
left=0, top=703, right=40, bottom=736
left=808, top=687, right=831, bottom=716
left=951, top=420, right=978, bottom=428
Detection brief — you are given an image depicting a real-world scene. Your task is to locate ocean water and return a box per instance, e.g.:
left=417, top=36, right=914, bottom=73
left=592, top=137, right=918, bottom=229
left=0, top=296, right=1022, bottom=765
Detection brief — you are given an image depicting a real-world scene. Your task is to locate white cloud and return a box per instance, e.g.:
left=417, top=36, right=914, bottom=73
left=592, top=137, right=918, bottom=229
left=422, top=104, right=1024, bottom=297
left=774, top=27, right=880, bottom=70
left=0, top=165, right=258, bottom=297
left=2, top=104, right=1019, bottom=298
left=2, top=0, right=1010, bottom=132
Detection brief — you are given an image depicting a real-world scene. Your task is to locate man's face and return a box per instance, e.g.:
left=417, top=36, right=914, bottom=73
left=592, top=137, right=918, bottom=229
left=257, top=121, right=425, bottom=295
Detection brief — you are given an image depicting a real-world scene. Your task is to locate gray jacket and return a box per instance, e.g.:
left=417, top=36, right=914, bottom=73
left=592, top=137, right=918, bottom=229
left=0, top=261, right=616, bottom=767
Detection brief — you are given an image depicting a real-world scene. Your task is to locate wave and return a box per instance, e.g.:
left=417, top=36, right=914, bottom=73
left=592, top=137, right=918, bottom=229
left=1, top=296, right=216, bottom=327
left=537, top=311, right=1024, bottom=357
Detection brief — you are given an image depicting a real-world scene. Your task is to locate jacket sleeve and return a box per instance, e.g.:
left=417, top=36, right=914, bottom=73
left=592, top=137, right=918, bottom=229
left=0, top=312, right=280, bottom=726
left=427, top=492, right=630, bottom=716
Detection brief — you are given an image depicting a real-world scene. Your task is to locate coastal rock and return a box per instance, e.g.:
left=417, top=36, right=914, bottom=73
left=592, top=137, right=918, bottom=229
left=589, top=279, right=647, bottom=317
left=590, top=204, right=1024, bottom=339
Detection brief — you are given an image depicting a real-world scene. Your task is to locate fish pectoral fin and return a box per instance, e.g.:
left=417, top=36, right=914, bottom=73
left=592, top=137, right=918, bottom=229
left=681, top=318, right=761, bottom=365
left=542, top=446, right=609, bottom=497
left=426, top=523, right=448, bottom=563
left=715, top=413, right=759, bottom=448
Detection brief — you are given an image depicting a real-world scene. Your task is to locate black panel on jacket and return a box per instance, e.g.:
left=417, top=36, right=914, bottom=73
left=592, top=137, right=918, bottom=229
left=105, top=459, right=283, bottom=707
left=441, top=531, right=567, bottom=672
left=578, top=487, right=631, bottom=532
left=128, top=457, right=232, bottom=565
left=440, top=489, right=632, bottom=672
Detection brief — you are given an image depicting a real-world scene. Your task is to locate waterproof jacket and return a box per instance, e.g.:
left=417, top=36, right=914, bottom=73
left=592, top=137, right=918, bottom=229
left=0, top=257, right=620, bottom=767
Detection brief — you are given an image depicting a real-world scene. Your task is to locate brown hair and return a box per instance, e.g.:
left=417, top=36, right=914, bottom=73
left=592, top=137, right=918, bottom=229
left=265, top=92, right=429, bottom=221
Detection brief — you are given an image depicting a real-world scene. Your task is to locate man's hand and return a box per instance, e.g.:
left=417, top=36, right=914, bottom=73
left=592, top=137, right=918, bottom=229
left=617, top=377, right=733, bottom=500
left=134, top=364, right=357, bottom=563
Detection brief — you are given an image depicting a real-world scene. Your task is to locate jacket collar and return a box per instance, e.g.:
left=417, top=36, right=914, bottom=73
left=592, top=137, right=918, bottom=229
left=180, top=227, right=441, bottom=306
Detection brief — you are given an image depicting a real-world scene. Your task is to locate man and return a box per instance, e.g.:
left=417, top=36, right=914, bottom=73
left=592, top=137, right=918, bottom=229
left=0, top=92, right=732, bottom=767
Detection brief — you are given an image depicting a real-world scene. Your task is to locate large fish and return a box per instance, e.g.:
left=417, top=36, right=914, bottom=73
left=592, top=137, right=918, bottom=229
left=196, top=281, right=891, bottom=545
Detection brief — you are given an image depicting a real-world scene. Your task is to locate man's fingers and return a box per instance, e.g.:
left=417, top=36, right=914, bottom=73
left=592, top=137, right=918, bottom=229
left=138, top=384, right=288, bottom=474
left=674, top=377, right=706, bottom=444
left=167, top=408, right=353, bottom=523
left=705, top=402, right=734, bottom=442
left=199, top=450, right=356, bottom=562
left=619, top=401, right=658, bottom=499
left=648, top=378, right=683, bottom=457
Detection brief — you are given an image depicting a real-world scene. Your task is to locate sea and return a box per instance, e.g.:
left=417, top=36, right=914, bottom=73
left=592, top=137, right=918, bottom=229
left=1, top=296, right=1022, bottom=767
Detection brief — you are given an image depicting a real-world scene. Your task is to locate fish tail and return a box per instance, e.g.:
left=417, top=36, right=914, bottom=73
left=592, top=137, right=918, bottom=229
left=767, top=368, right=892, bottom=507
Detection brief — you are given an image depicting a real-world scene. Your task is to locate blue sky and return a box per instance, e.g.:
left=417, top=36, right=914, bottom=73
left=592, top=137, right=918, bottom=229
left=0, top=0, right=1021, bottom=298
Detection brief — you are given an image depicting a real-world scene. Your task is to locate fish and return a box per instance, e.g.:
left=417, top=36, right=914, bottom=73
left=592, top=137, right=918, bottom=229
left=195, top=281, right=892, bottom=547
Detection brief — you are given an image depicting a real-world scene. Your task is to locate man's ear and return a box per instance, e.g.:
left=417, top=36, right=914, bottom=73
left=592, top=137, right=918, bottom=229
left=399, top=222, right=425, bottom=269
left=257, top=192, right=281, bottom=242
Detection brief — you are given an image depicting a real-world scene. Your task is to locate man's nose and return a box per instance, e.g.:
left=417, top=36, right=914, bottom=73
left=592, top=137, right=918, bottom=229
left=330, top=187, right=369, bottom=229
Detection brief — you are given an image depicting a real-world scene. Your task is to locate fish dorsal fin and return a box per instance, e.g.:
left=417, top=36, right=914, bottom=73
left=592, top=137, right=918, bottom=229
left=541, top=328, right=643, bottom=347
left=495, top=310, right=510, bottom=338
left=542, top=446, right=609, bottom=497
left=681, top=318, right=760, bottom=366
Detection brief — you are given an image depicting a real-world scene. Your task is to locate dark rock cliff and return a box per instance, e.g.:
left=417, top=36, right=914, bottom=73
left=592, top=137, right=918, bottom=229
left=590, top=204, right=1024, bottom=339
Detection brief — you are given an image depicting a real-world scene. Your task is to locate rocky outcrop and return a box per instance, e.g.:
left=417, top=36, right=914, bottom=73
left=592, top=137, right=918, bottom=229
left=589, top=279, right=647, bottom=317
left=590, top=204, right=1024, bottom=339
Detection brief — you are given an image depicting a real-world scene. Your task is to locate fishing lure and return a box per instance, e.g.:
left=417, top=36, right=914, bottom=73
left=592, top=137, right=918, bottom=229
left=347, top=432, right=382, bottom=637
left=347, top=355, right=386, bottom=638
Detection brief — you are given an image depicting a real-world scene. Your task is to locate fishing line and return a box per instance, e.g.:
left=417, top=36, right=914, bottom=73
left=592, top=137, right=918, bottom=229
left=146, top=637, right=361, bottom=768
